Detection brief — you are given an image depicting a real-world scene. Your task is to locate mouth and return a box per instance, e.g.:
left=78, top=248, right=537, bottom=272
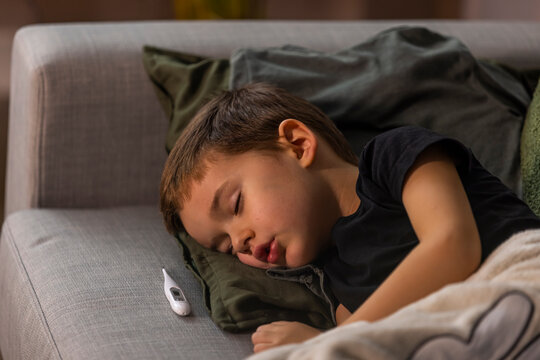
left=254, top=239, right=280, bottom=264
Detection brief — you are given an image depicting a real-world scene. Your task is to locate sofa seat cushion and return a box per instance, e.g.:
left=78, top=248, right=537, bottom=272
left=0, top=206, right=252, bottom=360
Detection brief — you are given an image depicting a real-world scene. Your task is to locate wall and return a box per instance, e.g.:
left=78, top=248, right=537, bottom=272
left=263, top=0, right=366, bottom=19
left=461, top=0, right=540, bottom=20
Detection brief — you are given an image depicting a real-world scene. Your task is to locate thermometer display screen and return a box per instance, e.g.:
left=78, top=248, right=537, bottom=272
left=169, top=287, right=186, bottom=301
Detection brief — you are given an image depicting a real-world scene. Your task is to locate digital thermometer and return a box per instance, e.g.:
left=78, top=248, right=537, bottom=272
left=162, top=268, right=191, bottom=316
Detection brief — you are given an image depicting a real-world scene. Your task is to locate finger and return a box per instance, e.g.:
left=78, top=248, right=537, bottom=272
left=254, top=322, right=282, bottom=336
left=268, top=321, right=293, bottom=326
left=253, top=342, right=275, bottom=354
left=254, top=323, right=275, bottom=332
left=251, top=330, right=270, bottom=344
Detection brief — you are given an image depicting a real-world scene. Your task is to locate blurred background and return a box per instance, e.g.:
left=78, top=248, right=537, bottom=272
left=0, top=0, right=539, bottom=221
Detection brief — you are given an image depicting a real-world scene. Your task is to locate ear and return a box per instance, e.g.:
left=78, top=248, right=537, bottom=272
left=278, top=119, right=318, bottom=167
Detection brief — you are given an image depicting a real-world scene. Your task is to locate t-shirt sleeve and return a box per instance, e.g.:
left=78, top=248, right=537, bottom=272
left=359, top=126, right=473, bottom=202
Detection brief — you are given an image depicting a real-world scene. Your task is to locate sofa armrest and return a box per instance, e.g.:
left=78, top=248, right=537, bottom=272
left=6, top=20, right=540, bottom=215
left=6, top=23, right=175, bottom=215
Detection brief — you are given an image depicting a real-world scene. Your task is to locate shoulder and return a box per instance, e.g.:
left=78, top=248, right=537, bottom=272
left=359, top=126, right=472, bottom=200
left=362, top=125, right=470, bottom=166
left=364, top=126, right=444, bottom=153
left=360, top=126, right=447, bottom=175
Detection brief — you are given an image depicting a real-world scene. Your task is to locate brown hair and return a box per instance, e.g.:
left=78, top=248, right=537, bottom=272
left=160, top=83, right=357, bottom=234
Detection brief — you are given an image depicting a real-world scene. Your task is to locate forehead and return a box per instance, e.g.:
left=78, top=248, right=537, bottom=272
left=180, top=152, right=245, bottom=208
left=190, top=149, right=278, bottom=185
left=184, top=150, right=270, bottom=200
left=178, top=150, right=283, bottom=227
left=177, top=162, right=220, bottom=245
left=178, top=151, right=255, bottom=243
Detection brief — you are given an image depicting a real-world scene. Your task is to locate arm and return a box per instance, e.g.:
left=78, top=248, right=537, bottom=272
left=252, top=145, right=482, bottom=352
left=340, top=144, right=481, bottom=325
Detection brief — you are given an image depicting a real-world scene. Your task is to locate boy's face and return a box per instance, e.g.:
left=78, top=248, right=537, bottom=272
left=179, top=149, right=335, bottom=269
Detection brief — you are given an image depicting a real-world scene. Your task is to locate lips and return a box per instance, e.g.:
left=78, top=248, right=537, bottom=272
left=267, top=239, right=280, bottom=264
left=254, top=239, right=279, bottom=264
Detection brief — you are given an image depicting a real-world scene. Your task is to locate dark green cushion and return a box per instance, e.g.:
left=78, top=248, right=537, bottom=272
left=176, top=232, right=335, bottom=333
left=142, top=46, right=230, bottom=153
left=230, top=26, right=535, bottom=194
left=142, top=45, right=336, bottom=333
left=143, top=27, right=540, bottom=333
left=522, top=79, right=540, bottom=216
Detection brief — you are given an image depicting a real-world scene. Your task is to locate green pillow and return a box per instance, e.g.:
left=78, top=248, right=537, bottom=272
left=143, top=45, right=335, bottom=332
left=229, top=27, right=535, bottom=194
left=521, top=78, right=540, bottom=216
left=176, top=232, right=335, bottom=333
left=141, top=46, right=230, bottom=153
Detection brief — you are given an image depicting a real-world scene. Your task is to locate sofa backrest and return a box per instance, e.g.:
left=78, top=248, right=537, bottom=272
left=6, top=20, right=540, bottom=216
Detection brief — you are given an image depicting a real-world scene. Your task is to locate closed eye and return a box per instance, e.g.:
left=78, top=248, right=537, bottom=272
left=234, top=192, right=242, bottom=215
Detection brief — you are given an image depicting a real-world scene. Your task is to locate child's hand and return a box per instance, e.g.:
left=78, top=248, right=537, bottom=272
left=251, top=321, right=322, bottom=353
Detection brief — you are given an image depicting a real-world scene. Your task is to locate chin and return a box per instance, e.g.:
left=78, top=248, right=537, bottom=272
left=284, top=255, right=310, bottom=269
left=285, top=245, right=318, bottom=269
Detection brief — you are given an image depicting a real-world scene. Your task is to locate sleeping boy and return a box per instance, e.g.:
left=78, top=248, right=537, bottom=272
left=159, top=83, right=540, bottom=353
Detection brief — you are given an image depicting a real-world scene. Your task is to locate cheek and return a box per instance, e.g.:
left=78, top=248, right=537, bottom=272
left=285, top=238, right=320, bottom=268
left=253, top=183, right=312, bottom=224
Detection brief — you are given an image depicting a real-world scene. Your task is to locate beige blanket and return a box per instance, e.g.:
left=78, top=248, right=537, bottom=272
left=248, top=229, right=540, bottom=360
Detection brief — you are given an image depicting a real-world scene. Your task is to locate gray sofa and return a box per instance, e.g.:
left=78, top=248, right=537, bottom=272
left=1, top=20, right=540, bottom=360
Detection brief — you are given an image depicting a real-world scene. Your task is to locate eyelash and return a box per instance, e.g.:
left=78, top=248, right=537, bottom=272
left=234, top=192, right=242, bottom=215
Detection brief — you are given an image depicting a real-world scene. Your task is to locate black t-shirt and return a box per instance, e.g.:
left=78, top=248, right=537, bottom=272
left=323, top=126, right=540, bottom=312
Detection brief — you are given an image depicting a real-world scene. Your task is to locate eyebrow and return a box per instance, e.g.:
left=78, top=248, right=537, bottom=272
left=210, top=180, right=230, bottom=215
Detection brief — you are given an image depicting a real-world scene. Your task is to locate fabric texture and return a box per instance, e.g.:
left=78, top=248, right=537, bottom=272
left=7, top=20, right=540, bottom=360
left=521, top=79, right=540, bottom=216
left=0, top=207, right=253, bottom=360
left=248, top=229, right=540, bottom=360
left=326, top=126, right=540, bottom=312
left=142, top=46, right=230, bottom=153
left=177, top=233, right=335, bottom=332
left=230, top=26, right=534, bottom=194
left=8, top=22, right=540, bottom=216
left=0, top=219, right=61, bottom=360
left=141, top=26, right=540, bottom=333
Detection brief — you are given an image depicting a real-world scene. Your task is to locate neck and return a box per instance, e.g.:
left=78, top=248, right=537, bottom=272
left=309, top=138, right=360, bottom=220
left=327, top=164, right=360, bottom=218
left=315, top=156, right=360, bottom=218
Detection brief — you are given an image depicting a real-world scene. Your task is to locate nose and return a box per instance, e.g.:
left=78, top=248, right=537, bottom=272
left=231, top=228, right=254, bottom=254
